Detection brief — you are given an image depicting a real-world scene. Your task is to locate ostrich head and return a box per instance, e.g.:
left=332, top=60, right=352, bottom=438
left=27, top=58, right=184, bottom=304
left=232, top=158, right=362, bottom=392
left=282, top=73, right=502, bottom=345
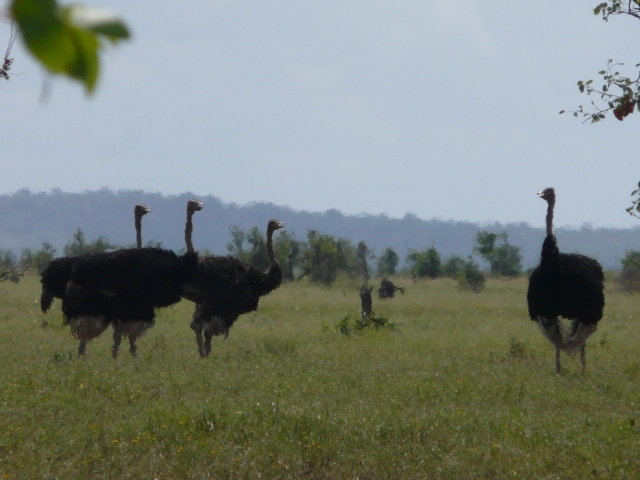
left=267, top=219, right=285, bottom=235
left=537, top=187, right=555, bottom=204
left=134, top=204, right=151, bottom=217
left=187, top=199, right=204, bottom=214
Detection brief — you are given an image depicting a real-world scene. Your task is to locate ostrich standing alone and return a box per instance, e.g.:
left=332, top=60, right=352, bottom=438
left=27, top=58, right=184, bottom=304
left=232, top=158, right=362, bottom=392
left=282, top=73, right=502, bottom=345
left=527, top=188, right=605, bottom=373
left=111, top=204, right=152, bottom=357
left=183, top=219, right=285, bottom=357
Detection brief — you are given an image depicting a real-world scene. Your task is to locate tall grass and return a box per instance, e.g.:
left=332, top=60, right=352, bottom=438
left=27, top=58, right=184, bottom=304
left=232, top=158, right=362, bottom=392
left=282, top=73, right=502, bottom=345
left=1, top=275, right=639, bottom=479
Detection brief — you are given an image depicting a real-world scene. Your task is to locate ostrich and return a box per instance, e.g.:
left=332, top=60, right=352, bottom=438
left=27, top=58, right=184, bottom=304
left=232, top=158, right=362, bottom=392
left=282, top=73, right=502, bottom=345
left=64, top=219, right=199, bottom=356
left=378, top=278, right=405, bottom=299
left=182, top=219, right=285, bottom=357
left=527, top=187, right=605, bottom=373
left=111, top=204, right=152, bottom=357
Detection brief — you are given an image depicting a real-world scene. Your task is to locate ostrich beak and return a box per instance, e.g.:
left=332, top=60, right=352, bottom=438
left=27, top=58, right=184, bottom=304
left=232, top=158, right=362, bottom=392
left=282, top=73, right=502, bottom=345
left=537, top=191, right=544, bottom=198
left=276, top=221, right=285, bottom=229
left=144, top=206, right=152, bottom=213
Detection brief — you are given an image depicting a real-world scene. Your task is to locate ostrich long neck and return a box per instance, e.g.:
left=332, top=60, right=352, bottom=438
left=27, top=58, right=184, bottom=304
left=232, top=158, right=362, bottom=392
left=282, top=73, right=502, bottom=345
left=545, top=199, right=555, bottom=237
left=135, top=216, right=143, bottom=249
left=185, top=210, right=195, bottom=253
left=266, top=227, right=277, bottom=268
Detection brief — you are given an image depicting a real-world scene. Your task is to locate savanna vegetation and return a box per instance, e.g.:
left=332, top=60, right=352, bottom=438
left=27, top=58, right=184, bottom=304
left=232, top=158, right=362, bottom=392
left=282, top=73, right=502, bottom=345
left=1, top=273, right=640, bottom=479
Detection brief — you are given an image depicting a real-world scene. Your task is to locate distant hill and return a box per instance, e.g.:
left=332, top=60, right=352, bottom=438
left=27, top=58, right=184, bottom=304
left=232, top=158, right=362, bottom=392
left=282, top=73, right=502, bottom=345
left=1, top=189, right=640, bottom=270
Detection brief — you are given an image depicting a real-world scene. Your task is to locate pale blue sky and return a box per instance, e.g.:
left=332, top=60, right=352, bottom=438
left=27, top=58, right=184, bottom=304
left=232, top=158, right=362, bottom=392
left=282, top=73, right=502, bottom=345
left=1, top=1, right=639, bottom=228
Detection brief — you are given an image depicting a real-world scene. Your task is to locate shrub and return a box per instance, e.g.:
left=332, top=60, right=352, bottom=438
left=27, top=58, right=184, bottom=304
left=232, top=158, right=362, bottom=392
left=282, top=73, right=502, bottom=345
left=406, top=246, right=441, bottom=279
left=619, top=250, right=640, bottom=292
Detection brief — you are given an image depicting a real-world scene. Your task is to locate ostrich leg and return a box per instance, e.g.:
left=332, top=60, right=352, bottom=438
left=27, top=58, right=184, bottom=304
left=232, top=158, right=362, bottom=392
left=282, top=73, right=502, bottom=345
left=112, top=326, right=123, bottom=358
left=580, top=344, right=586, bottom=374
left=191, top=320, right=205, bottom=357
left=78, top=339, right=87, bottom=356
left=555, top=347, right=561, bottom=374
left=129, top=335, right=137, bottom=357
left=204, top=326, right=214, bottom=357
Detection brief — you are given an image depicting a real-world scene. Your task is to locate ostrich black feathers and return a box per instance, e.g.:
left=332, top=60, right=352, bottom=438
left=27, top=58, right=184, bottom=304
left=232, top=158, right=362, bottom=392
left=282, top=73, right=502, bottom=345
left=527, top=238, right=604, bottom=328
left=183, top=253, right=282, bottom=325
left=67, top=248, right=198, bottom=317
left=40, top=254, right=94, bottom=318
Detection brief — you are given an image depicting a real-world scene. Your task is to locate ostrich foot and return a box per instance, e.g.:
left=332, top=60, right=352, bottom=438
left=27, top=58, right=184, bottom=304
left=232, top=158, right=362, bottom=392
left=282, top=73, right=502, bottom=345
left=78, top=340, right=86, bottom=356
left=580, top=346, right=586, bottom=374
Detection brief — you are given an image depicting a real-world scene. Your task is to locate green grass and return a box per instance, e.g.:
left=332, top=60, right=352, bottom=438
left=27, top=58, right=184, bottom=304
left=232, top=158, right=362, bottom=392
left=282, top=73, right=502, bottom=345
left=1, top=275, right=640, bottom=479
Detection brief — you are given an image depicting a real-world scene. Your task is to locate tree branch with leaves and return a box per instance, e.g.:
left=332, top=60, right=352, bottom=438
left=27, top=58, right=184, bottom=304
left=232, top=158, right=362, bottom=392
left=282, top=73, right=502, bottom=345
left=4, top=0, right=130, bottom=93
left=561, top=1, right=640, bottom=123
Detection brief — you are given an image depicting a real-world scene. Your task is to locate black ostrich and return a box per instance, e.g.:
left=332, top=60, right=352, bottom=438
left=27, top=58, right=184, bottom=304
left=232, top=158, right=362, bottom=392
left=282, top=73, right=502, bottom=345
left=527, top=187, right=605, bottom=373
left=182, top=219, right=285, bottom=357
left=378, top=278, right=405, bottom=299
left=111, top=204, right=152, bottom=357
left=64, top=222, right=199, bottom=357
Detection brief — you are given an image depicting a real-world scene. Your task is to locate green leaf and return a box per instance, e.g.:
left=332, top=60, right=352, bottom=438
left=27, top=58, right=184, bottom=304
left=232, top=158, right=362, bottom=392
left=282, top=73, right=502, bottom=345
left=579, top=85, right=585, bottom=93
left=10, top=0, right=129, bottom=94
left=598, top=70, right=606, bottom=75
left=64, top=5, right=130, bottom=42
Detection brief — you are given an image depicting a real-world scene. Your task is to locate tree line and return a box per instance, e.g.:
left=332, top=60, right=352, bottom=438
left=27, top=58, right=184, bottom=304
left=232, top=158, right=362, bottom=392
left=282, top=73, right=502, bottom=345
left=2, top=225, right=526, bottom=290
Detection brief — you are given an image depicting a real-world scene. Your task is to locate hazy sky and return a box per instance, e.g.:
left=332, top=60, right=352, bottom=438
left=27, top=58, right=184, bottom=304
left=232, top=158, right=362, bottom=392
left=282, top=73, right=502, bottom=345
left=2, top=1, right=640, bottom=229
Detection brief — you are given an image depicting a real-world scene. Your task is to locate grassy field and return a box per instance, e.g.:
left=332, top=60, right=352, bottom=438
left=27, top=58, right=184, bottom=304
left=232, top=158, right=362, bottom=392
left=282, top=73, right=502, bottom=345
left=1, top=274, right=640, bottom=479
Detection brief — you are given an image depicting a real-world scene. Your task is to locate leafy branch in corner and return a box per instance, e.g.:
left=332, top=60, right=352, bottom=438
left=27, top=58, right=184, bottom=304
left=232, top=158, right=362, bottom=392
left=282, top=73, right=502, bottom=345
left=561, top=1, right=640, bottom=123
left=627, top=182, right=640, bottom=218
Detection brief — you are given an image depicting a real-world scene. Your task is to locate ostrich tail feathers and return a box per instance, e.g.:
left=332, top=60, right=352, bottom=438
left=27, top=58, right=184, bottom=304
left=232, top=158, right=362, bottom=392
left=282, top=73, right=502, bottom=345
left=41, top=290, right=53, bottom=313
left=536, top=316, right=566, bottom=349
left=564, top=322, right=598, bottom=356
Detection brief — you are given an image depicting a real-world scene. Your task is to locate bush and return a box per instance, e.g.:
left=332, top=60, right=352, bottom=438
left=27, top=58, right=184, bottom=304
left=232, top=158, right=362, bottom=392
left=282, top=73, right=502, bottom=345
left=406, top=247, right=441, bottom=279
left=335, top=311, right=394, bottom=335
left=474, top=230, right=522, bottom=277
left=619, top=250, right=640, bottom=292
left=377, top=247, right=399, bottom=277
left=457, top=258, right=486, bottom=293
left=442, top=255, right=467, bottom=279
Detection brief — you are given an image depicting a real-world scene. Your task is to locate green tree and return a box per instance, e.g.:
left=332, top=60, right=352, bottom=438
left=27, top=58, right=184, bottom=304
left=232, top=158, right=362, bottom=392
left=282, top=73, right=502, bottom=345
left=301, top=230, right=341, bottom=285
left=274, top=230, right=302, bottom=282
left=406, top=246, right=441, bottom=279
left=441, top=255, right=467, bottom=279
left=377, top=247, right=399, bottom=277
left=474, top=230, right=522, bottom=278
left=619, top=250, right=640, bottom=292
left=63, top=228, right=115, bottom=256
left=20, top=242, right=56, bottom=274
left=457, top=257, right=486, bottom=293
left=7, top=0, right=130, bottom=93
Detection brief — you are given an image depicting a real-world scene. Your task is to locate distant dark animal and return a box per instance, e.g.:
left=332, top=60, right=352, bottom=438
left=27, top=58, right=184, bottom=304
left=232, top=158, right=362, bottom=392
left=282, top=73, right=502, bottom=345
left=527, top=188, right=605, bottom=373
left=378, top=278, right=405, bottom=299
left=360, top=285, right=373, bottom=317
left=111, top=204, right=152, bottom=358
left=182, top=219, right=284, bottom=357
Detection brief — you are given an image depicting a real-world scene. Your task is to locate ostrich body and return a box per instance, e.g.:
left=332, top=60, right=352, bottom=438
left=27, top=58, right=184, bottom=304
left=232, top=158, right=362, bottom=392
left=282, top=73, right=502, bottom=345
left=527, top=188, right=605, bottom=373
left=65, top=247, right=198, bottom=355
left=182, top=219, right=284, bottom=357
left=378, top=278, right=405, bottom=299
left=111, top=204, right=152, bottom=357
